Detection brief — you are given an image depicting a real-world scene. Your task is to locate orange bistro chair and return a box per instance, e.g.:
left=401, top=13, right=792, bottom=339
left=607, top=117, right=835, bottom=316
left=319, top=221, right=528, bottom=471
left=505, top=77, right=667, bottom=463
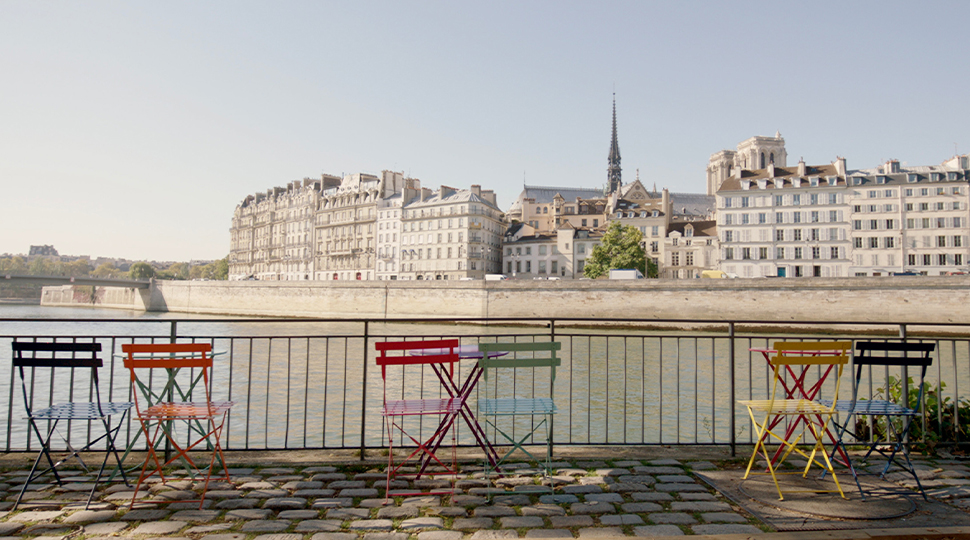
left=122, top=343, right=234, bottom=508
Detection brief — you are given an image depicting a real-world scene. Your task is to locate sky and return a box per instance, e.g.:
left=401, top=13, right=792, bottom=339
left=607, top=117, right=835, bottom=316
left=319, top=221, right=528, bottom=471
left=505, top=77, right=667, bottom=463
left=2, top=1, right=969, bottom=262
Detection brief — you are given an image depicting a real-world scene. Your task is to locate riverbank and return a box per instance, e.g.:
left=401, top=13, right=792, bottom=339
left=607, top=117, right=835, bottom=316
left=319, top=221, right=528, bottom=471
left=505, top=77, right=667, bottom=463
left=39, top=276, right=970, bottom=325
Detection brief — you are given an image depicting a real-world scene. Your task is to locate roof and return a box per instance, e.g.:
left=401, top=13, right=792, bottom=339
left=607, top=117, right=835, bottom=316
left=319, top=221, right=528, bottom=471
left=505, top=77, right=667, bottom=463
left=406, top=189, right=500, bottom=211
left=669, top=192, right=715, bottom=217
left=516, top=185, right=605, bottom=204
left=718, top=164, right=844, bottom=192
left=667, top=219, right=717, bottom=237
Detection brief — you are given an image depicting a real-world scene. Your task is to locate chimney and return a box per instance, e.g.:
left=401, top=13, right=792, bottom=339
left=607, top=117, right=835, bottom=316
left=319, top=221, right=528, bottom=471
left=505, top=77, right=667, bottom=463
left=439, top=185, right=456, bottom=199
left=886, top=160, right=900, bottom=174
left=470, top=184, right=481, bottom=197
left=421, top=187, right=433, bottom=201
left=767, top=163, right=775, bottom=178
left=834, top=156, right=846, bottom=176
left=797, top=158, right=806, bottom=177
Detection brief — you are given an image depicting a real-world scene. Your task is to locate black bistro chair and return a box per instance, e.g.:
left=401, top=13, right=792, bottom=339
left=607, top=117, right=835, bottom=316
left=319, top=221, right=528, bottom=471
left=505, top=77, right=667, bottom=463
left=11, top=341, right=134, bottom=509
left=825, top=341, right=935, bottom=500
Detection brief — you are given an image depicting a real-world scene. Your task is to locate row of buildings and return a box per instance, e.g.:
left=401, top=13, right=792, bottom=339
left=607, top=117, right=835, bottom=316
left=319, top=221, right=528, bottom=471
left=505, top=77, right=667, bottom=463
left=228, top=101, right=970, bottom=281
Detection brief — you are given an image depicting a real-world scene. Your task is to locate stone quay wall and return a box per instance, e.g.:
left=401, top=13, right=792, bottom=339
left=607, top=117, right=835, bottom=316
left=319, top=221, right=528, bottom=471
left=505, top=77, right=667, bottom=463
left=39, top=276, right=970, bottom=325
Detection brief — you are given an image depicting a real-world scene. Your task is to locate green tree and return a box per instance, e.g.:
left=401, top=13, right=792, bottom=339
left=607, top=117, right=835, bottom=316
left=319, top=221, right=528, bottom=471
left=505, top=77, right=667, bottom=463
left=167, top=262, right=190, bottom=280
left=29, top=257, right=54, bottom=276
left=213, top=257, right=228, bottom=280
left=582, top=222, right=647, bottom=279
left=0, top=256, right=28, bottom=274
left=129, top=262, right=154, bottom=280
left=91, top=262, right=121, bottom=278
left=62, top=259, right=91, bottom=277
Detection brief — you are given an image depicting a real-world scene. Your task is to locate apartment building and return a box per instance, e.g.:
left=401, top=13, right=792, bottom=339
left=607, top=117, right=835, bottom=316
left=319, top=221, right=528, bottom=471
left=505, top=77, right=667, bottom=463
left=847, top=157, right=970, bottom=276
left=717, top=158, right=852, bottom=278
left=662, top=220, right=718, bottom=279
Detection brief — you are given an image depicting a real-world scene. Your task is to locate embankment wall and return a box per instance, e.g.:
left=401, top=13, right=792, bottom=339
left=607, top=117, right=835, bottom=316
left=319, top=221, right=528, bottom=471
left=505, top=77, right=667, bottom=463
left=39, top=277, right=970, bottom=324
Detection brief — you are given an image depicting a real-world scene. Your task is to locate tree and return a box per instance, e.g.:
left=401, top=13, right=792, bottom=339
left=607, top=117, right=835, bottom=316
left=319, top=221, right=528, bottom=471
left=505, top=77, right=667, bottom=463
left=92, top=262, right=121, bottom=278
left=582, top=222, right=647, bottom=279
left=129, top=262, right=154, bottom=280
left=212, top=257, right=228, bottom=280
left=167, top=262, right=190, bottom=280
left=0, top=256, right=28, bottom=274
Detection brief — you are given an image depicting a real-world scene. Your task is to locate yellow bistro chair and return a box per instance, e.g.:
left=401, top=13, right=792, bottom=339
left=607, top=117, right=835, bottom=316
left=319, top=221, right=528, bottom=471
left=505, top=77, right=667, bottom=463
left=739, top=340, right=851, bottom=500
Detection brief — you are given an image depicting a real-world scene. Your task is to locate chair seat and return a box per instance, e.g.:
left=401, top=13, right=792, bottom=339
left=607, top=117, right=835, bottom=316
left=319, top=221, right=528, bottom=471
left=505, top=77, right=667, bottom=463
left=382, top=398, right=460, bottom=417
left=740, top=398, right=834, bottom=415
left=818, top=398, right=917, bottom=416
left=29, top=401, right=134, bottom=421
left=142, top=401, right=234, bottom=419
left=481, top=397, right=556, bottom=416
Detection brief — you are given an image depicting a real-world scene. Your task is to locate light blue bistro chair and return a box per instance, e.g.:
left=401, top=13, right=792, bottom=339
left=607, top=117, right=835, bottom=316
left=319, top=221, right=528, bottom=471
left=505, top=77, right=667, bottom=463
left=477, top=340, right=561, bottom=486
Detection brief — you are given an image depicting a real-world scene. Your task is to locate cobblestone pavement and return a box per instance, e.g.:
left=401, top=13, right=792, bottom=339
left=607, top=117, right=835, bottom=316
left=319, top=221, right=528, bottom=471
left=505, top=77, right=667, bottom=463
left=1, top=454, right=969, bottom=539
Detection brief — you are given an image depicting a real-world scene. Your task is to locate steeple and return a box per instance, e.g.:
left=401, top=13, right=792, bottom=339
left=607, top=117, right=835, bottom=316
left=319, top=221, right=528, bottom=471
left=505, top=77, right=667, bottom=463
left=607, top=94, right=622, bottom=194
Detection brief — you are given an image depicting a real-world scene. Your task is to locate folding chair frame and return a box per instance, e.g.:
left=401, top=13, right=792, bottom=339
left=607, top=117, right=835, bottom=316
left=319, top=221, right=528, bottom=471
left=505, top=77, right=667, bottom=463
left=477, top=341, right=560, bottom=479
left=376, top=338, right=462, bottom=500
left=827, top=341, right=935, bottom=500
left=740, top=341, right=851, bottom=501
left=11, top=340, right=133, bottom=509
left=122, top=342, right=234, bottom=509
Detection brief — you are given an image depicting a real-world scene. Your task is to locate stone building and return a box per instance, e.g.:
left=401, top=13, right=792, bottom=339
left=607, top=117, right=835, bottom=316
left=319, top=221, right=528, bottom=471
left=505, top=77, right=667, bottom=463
left=502, top=222, right=602, bottom=279
left=662, top=220, right=718, bottom=279
left=707, top=133, right=788, bottom=196
left=846, top=157, right=970, bottom=276
left=229, top=177, right=326, bottom=281
left=398, top=185, right=503, bottom=280
left=717, top=157, right=852, bottom=278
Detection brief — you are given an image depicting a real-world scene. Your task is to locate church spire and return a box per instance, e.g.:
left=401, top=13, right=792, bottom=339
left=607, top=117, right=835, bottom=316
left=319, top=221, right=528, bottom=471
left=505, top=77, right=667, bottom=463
left=607, top=94, right=622, bottom=194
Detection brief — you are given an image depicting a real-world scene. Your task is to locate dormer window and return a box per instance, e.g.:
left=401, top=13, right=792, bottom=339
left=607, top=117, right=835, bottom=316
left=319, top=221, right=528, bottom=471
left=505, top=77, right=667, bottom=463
left=792, top=178, right=802, bottom=188
left=685, top=227, right=694, bottom=237
left=774, top=179, right=783, bottom=189
left=757, top=179, right=767, bottom=189
left=853, top=177, right=863, bottom=186
left=652, top=210, right=659, bottom=217
left=827, top=176, right=838, bottom=186
left=931, top=173, right=943, bottom=182
left=876, top=176, right=885, bottom=185
left=908, top=174, right=918, bottom=183
left=948, top=172, right=959, bottom=180
left=741, top=180, right=751, bottom=190
left=809, top=177, right=819, bottom=187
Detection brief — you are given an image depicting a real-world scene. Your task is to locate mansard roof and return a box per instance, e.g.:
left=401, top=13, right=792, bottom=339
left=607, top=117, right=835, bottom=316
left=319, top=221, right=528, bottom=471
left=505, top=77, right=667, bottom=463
left=668, top=219, right=717, bottom=237
left=518, top=185, right=605, bottom=204
left=406, top=189, right=500, bottom=211
left=718, top=164, right=844, bottom=192
left=669, top=192, right=715, bottom=217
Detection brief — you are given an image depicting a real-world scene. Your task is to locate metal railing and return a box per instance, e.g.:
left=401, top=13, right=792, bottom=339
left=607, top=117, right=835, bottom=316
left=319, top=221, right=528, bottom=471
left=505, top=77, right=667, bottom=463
left=2, top=317, right=969, bottom=457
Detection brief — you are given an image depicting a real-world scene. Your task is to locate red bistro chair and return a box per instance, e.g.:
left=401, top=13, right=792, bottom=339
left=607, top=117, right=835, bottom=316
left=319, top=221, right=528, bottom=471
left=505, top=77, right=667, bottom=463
left=376, top=338, right=462, bottom=499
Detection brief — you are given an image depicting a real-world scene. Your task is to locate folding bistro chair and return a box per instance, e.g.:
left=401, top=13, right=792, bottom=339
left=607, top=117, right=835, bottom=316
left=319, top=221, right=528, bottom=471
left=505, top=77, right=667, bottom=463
left=477, top=341, right=560, bottom=479
left=739, top=340, right=851, bottom=500
left=825, top=341, right=935, bottom=500
left=122, top=343, right=234, bottom=509
left=11, top=341, right=134, bottom=509
left=376, top=338, right=462, bottom=499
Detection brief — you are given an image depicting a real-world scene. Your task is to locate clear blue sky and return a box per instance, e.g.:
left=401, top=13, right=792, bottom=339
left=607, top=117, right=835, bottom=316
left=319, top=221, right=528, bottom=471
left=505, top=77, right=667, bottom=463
left=2, top=1, right=968, bottom=262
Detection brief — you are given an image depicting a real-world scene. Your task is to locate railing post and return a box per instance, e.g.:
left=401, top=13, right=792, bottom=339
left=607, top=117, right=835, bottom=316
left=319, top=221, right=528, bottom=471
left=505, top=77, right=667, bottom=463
left=728, top=322, right=736, bottom=457
left=164, top=321, right=178, bottom=462
left=360, top=321, right=369, bottom=462
left=549, top=319, right=556, bottom=458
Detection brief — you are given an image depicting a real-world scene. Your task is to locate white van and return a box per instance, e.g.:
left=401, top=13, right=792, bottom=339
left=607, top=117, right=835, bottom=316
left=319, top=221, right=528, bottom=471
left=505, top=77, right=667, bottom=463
left=484, top=274, right=508, bottom=281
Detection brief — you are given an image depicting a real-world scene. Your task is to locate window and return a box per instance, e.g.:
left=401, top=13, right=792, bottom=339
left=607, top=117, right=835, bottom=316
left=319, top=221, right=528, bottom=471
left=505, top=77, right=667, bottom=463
left=686, top=252, right=694, bottom=266
left=793, top=229, right=802, bottom=241
left=578, top=244, right=585, bottom=254
left=593, top=219, right=599, bottom=227
left=870, top=219, right=879, bottom=230
left=525, top=246, right=532, bottom=255
left=830, top=194, right=838, bottom=204
left=938, top=236, right=947, bottom=248
left=759, top=247, right=768, bottom=260
left=831, top=247, right=840, bottom=259
left=741, top=196, right=749, bottom=208
left=651, top=226, right=659, bottom=236
left=724, top=214, right=733, bottom=225
left=938, top=254, right=947, bottom=266
left=774, top=195, right=783, bottom=206
left=937, top=202, right=946, bottom=211
left=810, top=228, right=819, bottom=241
left=811, top=211, right=819, bottom=223
left=551, top=261, right=558, bottom=273
left=650, top=241, right=659, bottom=252
left=908, top=254, right=916, bottom=266
left=671, top=253, right=680, bottom=266
left=829, top=211, right=838, bottom=222
left=868, top=237, right=879, bottom=248
left=957, top=254, right=964, bottom=266
left=794, top=266, right=803, bottom=277
left=581, top=219, right=587, bottom=226
left=920, top=202, right=929, bottom=211
left=884, top=237, right=895, bottom=248
left=829, top=228, right=838, bottom=241
left=758, top=213, right=766, bottom=224
left=724, top=231, right=733, bottom=242
left=775, top=230, right=784, bottom=241
left=741, top=248, right=751, bottom=260
left=793, top=194, right=801, bottom=205
left=776, top=247, right=785, bottom=259
left=725, top=248, right=734, bottom=260
left=812, top=247, right=821, bottom=259
left=539, top=261, right=546, bottom=273
left=539, top=245, right=547, bottom=256
left=742, top=214, right=750, bottom=224
left=794, top=247, right=802, bottom=259
left=955, top=236, right=963, bottom=248
left=526, top=261, right=532, bottom=272
left=776, top=212, right=784, bottom=223
left=885, top=219, right=894, bottom=229
left=724, top=198, right=733, bottom=208
left=793, top=212, right=802, bottom=223
left=923, top=254, right=931, bottom=266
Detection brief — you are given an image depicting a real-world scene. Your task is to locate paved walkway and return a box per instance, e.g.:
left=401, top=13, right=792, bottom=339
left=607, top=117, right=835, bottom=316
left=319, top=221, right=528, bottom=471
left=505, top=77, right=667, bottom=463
left=1, top=450, right=970, bottom=539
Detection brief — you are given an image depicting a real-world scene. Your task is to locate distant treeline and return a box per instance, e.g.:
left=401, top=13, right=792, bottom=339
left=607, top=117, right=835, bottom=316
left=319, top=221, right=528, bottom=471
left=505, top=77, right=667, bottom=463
left=0, top=256, right=229, bottom=299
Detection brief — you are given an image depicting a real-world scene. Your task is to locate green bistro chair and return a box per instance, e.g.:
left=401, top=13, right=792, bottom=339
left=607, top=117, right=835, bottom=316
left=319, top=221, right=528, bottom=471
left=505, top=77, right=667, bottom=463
left=477, top=341, right=561, bottom=482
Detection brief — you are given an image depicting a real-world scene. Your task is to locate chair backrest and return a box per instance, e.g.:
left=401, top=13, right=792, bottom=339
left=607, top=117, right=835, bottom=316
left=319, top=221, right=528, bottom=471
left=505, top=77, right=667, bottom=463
left=375, top=339, right=460, bottom=380
left=121, top=343, right=215, bottom=409
left=852, top=341, right=935, bottom=407
left=11, top=341, right=106, bottom=416
left=477, top=341, right=561, bottom=390
left=769, top=341, right=851, bottom=405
